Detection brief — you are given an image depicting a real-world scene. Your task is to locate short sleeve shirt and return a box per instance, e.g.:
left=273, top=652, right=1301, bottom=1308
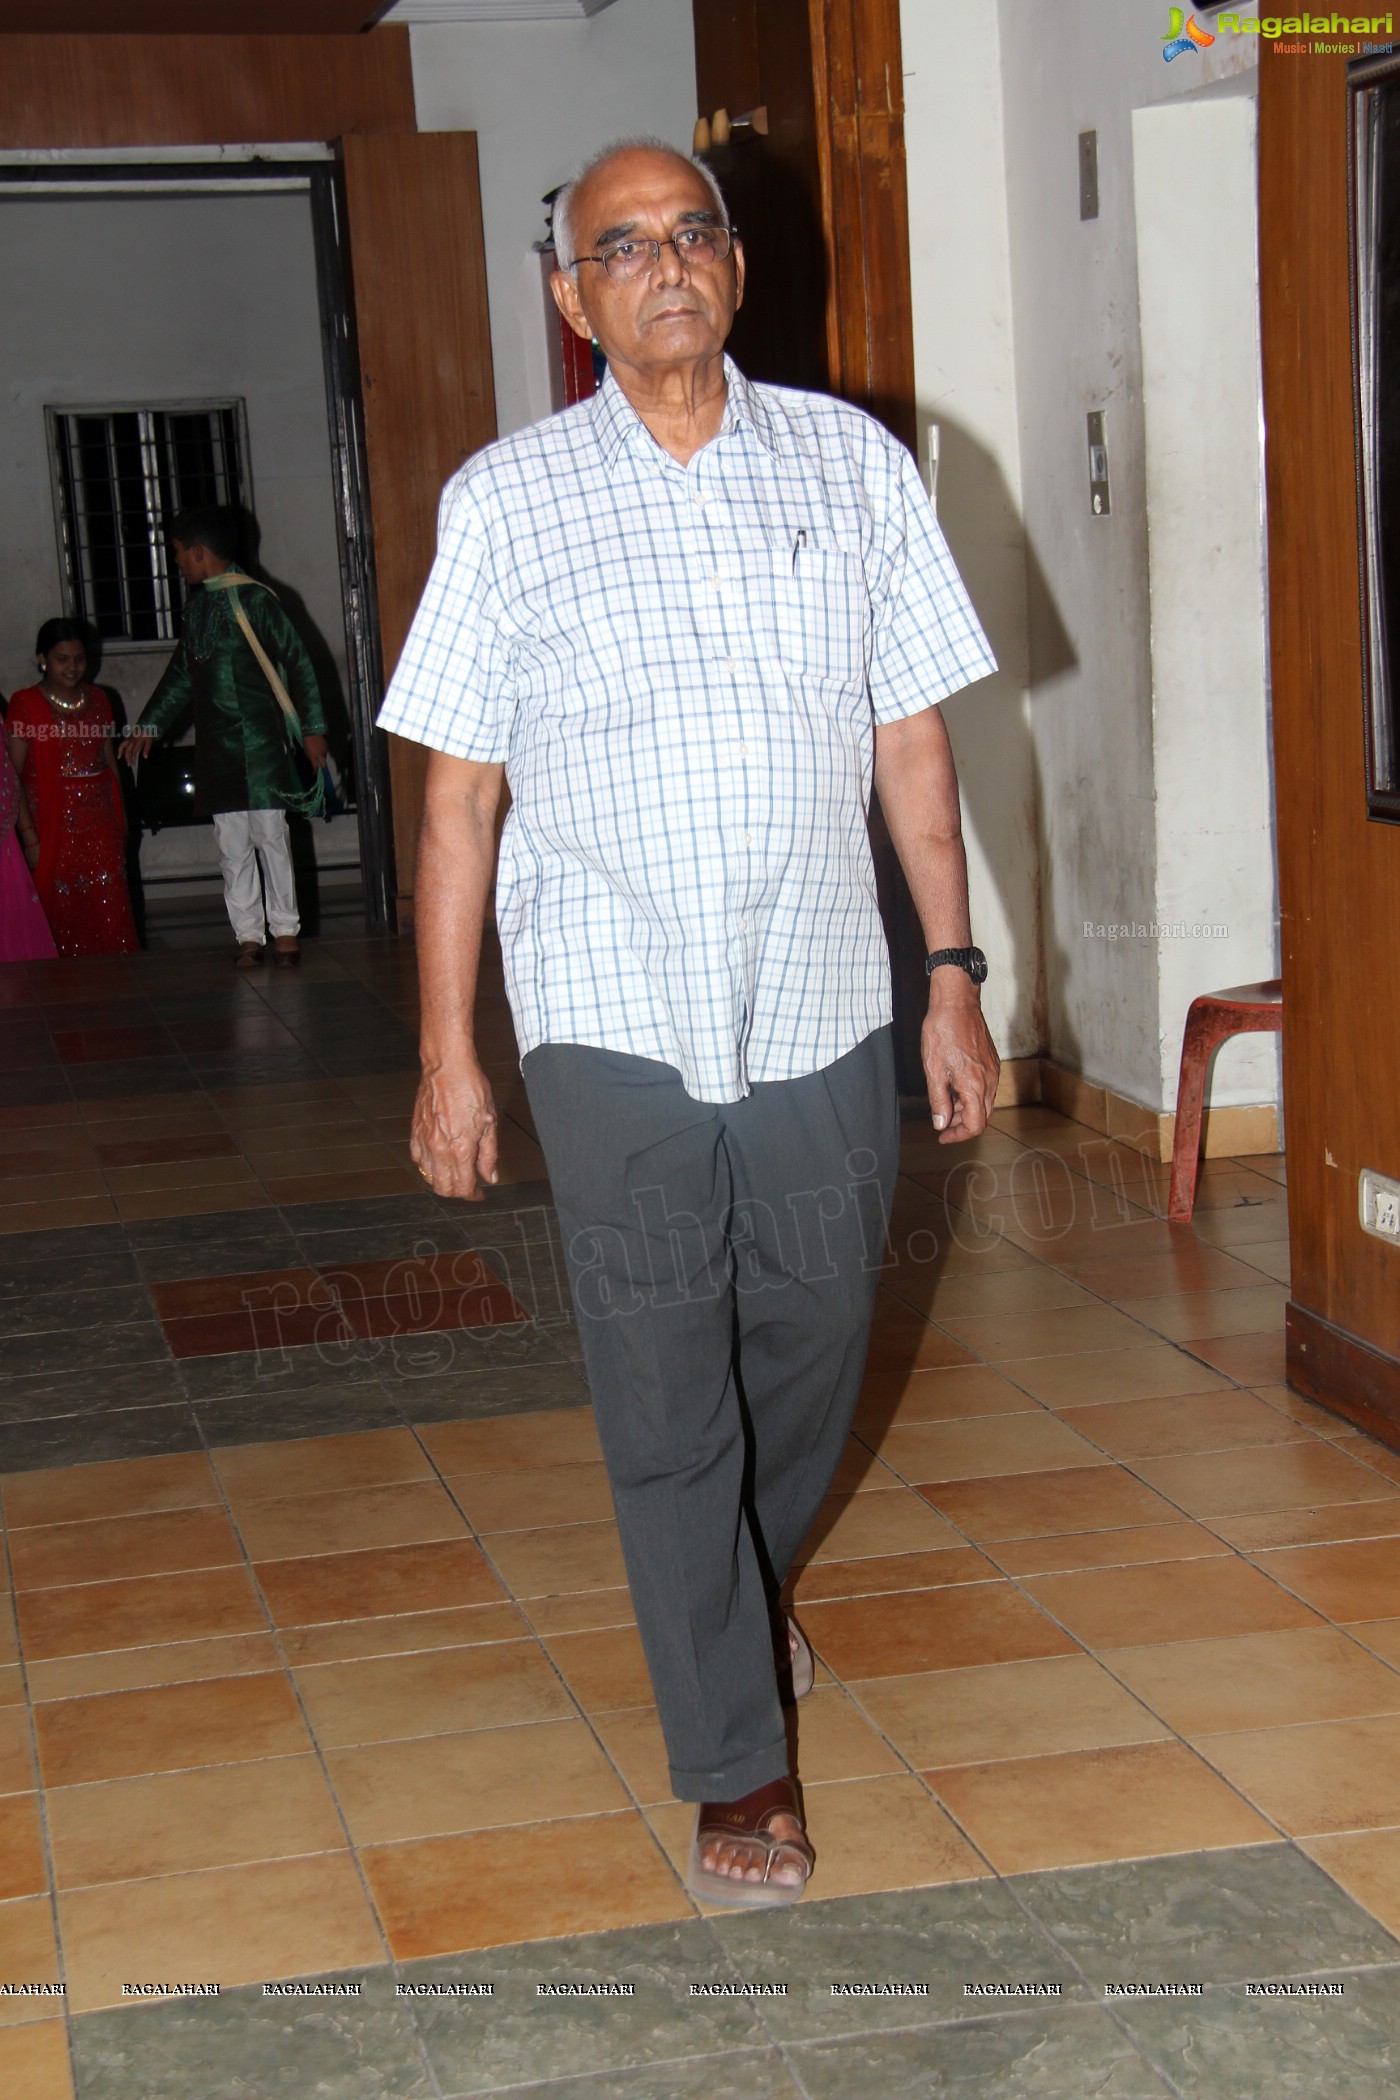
left=377, top=360, right=995, bottom=1102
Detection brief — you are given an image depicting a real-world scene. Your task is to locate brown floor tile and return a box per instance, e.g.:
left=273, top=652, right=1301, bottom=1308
left=1253, top=1535, right=1400, bottom=1622
left=115, top=1186, right=268, bottom=1225
left=781, top=1683, right=908, bottom=1783
left=26, top=1633, right=281, bottom=1705
left=0, top=1172, right=109, bottom=1205
left=1211, top=1501, right=1400, bottom=1551
left=327, top=1717, right=628, bottom=1846
left=1104, top=1625, right=1400, bottom=1737
left=862, top=1318, right=978, bottom=1375
left=1252, top=1384, right=1371, bottom=1436
left=853, top=1653, right=1169, bottom=1769
left=281, top=1602, right=528, bottom=1667
left=0, top=1605, right=16, bottom=1667
left=649, top=1775, right=987, bottom=1904
left=543, top=1624, right=654, bottom=1713
left=1118, top=1285, right=1287, bottom=1344
left=1023, top=1556, right=1322, bottom=1649
left=260, top=1168, right=422, bottom=1206
left=17, top=1565, right=265, bottom=1662
left=294, top=1639, right=573, bottom=1748
left=1186, top=1331, right=1287, bottom=1384
left=1332, top=1434, right=1400, bottom=1487
left=798, top=1581, right=1076, bottom=1680
left=1132, top=1442, right=1396, bottom=1520
left=1055, top=1391, right=1312, bottom=1461
left=793, top=1545, right=999, bottom=1602
left=446, top=1462, right=617, bottom=1534
left=987, top=1522, right=1231, bottom=1578
left=148, top=1268, right=322, bottom=1322
left=854, top=1364, right=1037, bottom=1433
left=103, top=1158, right=261, bottom=1198
left=919, top=1270, right=1094, bottom=1318
left=417, top=1408, right=602, bottom=1475
left=932, top=1740, right=1272, bottom=1873
left=35, top=1671, right=309, bottom=1788
left=255, top=1537, right=507, bottom=1628
left=0, top=1707, right=37, bottom=1795
left=1002, top=1346, right=1231, bottom=1408
left=482, top=1520, right=629, bottom=1598
left=1302, top=1828, right=1400, bottom=1938
left=0, top=1899, right=61, bottom=2028
left=235, top=1480, right=467, bottom=1561
left=522, top=1590, right=636, bottom=1637
left=591, top=1706, right=674, bottom=1805
left=876, top=1412, right=1104, bottom=1484
left=94, top=1132, right=238, bottom=1169
left=0, top=1199, right=119, bottom=1236
left=1, top=1453, right=219, bottom=1529
left=0, top=2021, right=74, bottom=2100
left=9, top=1507, right=241, bottom=1592
left=937, top=1304, right=1152, bottom=1363
left=1199, top=1712, right=1400, bottom=1835
left=802, top=1490, right=965, bottom=1563
left=1054, top=1244, right=1272, bottom=1302
left=47, top=1754, right=346, bottom=1888
left=361, top=1811, right=688, bottom=1957
left=826, top=1443, right=901, bottom=1495
left=0, top=1796, right=47, bottom=1901
left=922, top=1464, right=1179, bottom=1542
left=1353, top=1620, right=1400, bottom=1669
left=58, top=1851, right=384, bottom=2012
left=0, top=1665, right=21, bottom=1708
left=213, top=1427, right=435, bottom=1505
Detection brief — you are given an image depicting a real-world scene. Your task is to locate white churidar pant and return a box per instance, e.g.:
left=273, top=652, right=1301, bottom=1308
left=211, top=809, right=299, bottom=943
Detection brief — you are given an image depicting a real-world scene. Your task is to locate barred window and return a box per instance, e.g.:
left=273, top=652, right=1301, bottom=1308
left=47, top=402, right=250, bottom=646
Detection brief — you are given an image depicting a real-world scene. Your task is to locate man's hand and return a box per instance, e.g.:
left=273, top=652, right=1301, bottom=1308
left=303, top=734, right=328, bottom=770
left=410, top=1056, right=500, bottom=1201
left=922, top=979, right=999, bottom=1143
left=118, top=732, right=154, bottom=765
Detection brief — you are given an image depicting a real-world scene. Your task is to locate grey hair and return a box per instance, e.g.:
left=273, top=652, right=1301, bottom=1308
left=552, top=135, right=729, bottom=270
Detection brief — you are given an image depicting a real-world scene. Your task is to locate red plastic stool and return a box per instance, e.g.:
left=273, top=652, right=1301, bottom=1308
left=1167, top=979, right=1283, bottom=1223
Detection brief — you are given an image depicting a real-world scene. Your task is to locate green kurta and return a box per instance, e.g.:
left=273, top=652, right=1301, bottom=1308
left=138, top=568, right=327, bottom=816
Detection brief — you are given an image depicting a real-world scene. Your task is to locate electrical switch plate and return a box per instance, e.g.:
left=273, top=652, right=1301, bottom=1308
left=1079, top=130, right=1099, bottom=220
left=1360, top=1166, right=1400, bottom=1244
left=1087, top=410, right=1110, bottom=516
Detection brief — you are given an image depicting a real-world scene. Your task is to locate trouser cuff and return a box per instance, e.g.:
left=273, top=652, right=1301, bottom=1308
left=668, top=1733, right=791, bottom=1805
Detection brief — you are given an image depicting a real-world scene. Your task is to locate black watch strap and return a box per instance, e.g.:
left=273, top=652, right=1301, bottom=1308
left=925, top=946, right=988, bottom=985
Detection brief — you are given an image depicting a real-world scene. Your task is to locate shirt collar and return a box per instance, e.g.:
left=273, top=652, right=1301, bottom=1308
left=588, top=354, right=781, bottom=468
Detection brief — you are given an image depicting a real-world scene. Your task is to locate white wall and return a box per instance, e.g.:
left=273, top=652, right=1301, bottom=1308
left=408, top=0, right=698, bottom=438
left=900, top=0, right=1040, bottom=1062
left=995, top=0, right=1272, bottom=1112
left=0, top=189, right=345, bottom=724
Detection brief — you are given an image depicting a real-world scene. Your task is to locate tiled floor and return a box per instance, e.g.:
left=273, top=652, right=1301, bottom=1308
left=4, top=937, right=1400, bottom=2096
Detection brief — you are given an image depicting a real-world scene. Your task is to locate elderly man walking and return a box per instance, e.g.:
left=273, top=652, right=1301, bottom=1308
left=379, top=138, right=998, bottom=1907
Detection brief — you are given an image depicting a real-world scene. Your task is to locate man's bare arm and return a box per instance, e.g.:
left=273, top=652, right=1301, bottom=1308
left=410, top=749, right=506, bottom=1200
left=873, top=705, right=999, bottom=1143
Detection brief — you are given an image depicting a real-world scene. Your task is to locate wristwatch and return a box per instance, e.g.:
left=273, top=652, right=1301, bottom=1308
left=925, top=946, right=989, bottom=985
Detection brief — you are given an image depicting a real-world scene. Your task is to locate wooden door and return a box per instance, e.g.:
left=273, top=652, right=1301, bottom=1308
left=1259, top=54, right=1400, bottom=1438
left=339, top=130, right=498, bottom=920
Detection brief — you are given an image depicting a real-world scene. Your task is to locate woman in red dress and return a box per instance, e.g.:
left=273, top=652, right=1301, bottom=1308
left=6, top=620, right=139, bottom=957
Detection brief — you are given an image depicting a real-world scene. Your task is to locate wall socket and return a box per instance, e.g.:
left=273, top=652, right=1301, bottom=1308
left=1359, top=1167, right=1400, bottom=1244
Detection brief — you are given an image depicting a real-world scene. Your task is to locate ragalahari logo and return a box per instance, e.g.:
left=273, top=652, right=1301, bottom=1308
left=1162, top=7, right=1218, bottom=55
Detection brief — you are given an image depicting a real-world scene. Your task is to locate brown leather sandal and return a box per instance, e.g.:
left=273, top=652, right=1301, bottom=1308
left=235, top=942, right=263, bottom=971
left=687, top=1775, right=814, bottom=1909
left=772, top=1600, right=814, bottom=1704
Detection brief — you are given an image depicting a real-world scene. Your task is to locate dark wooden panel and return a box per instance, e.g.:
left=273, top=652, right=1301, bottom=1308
left=1287, top=1303, right=1400, bottom=1443
left=0, top=29, right=415, bottom=148
left=1259, top=51, right=1400, bottom=1413
left=340, top=130, right=498, bottom=912
left=0, top=3, right=390, bottom=29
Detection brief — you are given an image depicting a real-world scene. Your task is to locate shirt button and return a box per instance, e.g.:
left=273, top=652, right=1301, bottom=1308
left=743, top=831, right=752, bottom=845
left=725, top=658, right=738, bottom=673
left=737, top=743, right=749, bottom=757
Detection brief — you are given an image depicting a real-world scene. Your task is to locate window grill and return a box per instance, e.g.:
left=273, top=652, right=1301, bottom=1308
left=47, top=402, right=249, bottom=645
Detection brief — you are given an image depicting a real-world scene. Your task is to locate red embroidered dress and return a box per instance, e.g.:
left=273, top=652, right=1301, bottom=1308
left=5, top=687, right=139, bottom=957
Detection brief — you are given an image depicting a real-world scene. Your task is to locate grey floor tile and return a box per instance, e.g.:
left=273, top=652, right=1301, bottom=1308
left=197, top=1384, right=402, bottom=1447
left=0, top=1284, right=154, bottom=1339
left=0, top=1246, right=143, bottom=1298
left=126, top=1207, right=287, bottom=1249
left=790, top=2008, right=1171, bottom=2099
left=0, top=1359, right=187, bottom=1424
left=1010, top=1844, right=1400, bottom=1987
left=0, top=1402, right=203, bottom=1472
left=450, top=2051, right=806, bottom=2100
left=712, top=1883, right=1082, bottom=2041
left=179, top=1343, right=385, bottom=1402
left=2, top=1317, right=170, bottom=1379
left=0, top=1221, right=130, bottom=1260
left=381, top=1322, right=567, bottom=1390
left=281, top=1196, right=446, bottom=1235
left=137, top=1234, right=305, bottom=1283
left=405, top=1921, right=766, bottom=2095
left=1116, top=1969, right=1400, bottom=2098
left=72, top=1967, right=432, bottom=2100
left=396, top=1363, right=591, bottom=1425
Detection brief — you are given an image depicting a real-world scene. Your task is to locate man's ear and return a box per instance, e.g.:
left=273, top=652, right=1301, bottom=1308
left=550, top=267, right=595, bottom=343
left=732, top=236, right=745, bottom=314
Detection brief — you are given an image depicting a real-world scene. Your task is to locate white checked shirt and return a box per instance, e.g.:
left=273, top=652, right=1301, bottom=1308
left=378, top=360, right=995, bottom=1103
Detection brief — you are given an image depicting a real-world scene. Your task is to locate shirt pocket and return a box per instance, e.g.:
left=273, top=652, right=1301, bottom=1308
left=760, top=542, right=868, bottom=684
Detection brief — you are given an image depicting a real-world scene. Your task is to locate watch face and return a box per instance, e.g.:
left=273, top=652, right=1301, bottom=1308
left=968, top=948, right=989, bottom=984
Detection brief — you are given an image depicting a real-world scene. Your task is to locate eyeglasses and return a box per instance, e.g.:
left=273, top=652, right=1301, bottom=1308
left=574, top=225, right=735, bottom=282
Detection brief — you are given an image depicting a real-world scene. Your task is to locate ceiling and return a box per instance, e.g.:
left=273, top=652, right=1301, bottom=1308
left=0, top=3, right=393, bottom=30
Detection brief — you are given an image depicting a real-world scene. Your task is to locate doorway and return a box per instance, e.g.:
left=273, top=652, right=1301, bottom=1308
left=0, top=151, right=393, bottom=934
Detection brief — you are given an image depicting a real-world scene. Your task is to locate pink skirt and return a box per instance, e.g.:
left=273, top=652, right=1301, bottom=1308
left=0, top=830, right=58, bottom=962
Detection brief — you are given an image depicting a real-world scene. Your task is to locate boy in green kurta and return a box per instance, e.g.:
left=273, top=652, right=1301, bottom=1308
left=121, top=505, right=328, bottom=968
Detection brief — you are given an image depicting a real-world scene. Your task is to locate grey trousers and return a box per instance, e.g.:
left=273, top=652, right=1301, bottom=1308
left=523, top=1029, right=898, bottom=1801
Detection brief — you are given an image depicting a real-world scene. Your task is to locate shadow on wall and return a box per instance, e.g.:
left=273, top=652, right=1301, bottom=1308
left=913, top=409, right=1080, bottom=1076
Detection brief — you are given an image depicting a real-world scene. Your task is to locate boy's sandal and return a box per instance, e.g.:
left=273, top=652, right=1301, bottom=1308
left=772, top=1602, right=814, bottom=1704
left=272, top=937, right=301, bottom=968
left=687, top=1776, right=814, bottom=1909
left=235, top=942, right=263, bottom=970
